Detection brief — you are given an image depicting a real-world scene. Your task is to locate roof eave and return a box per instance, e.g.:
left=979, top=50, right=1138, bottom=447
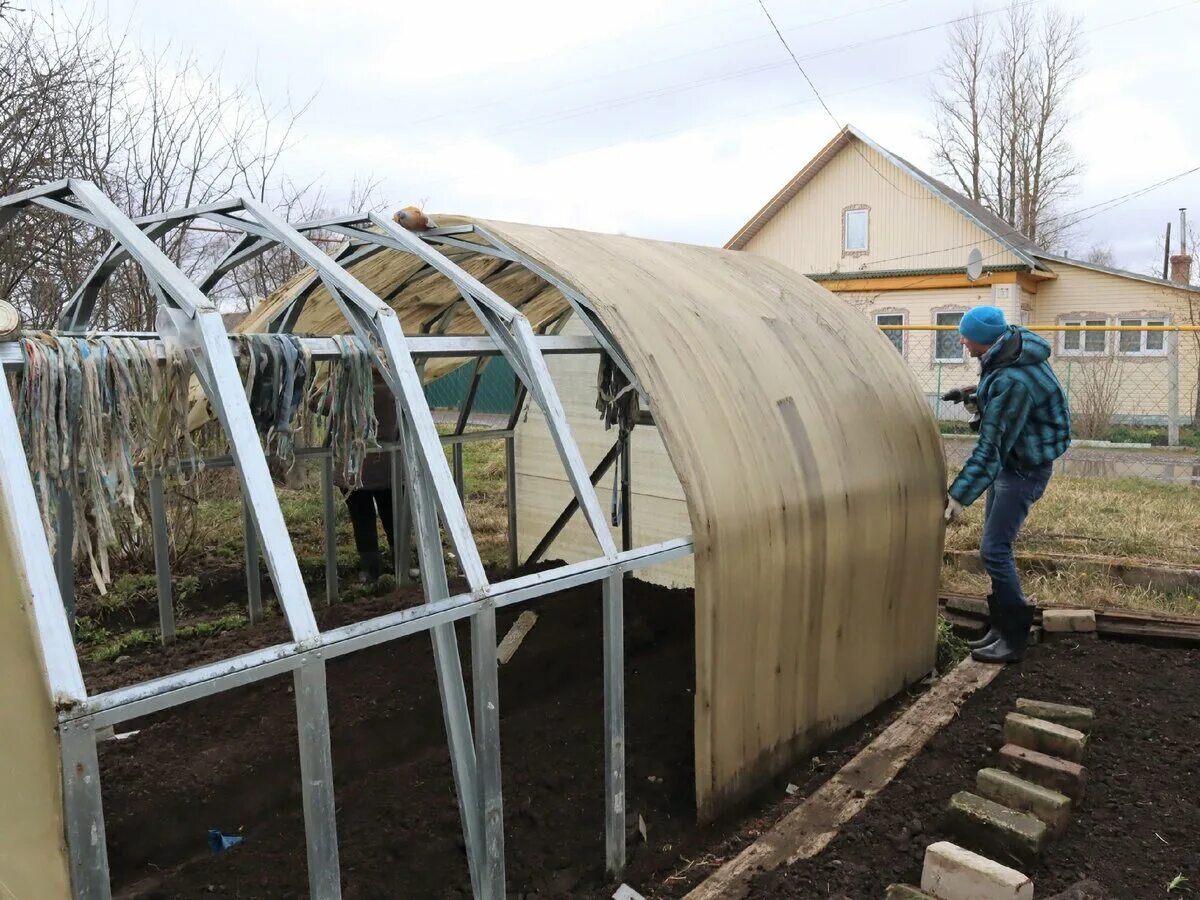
left=724, top=127, right=852, bottom=250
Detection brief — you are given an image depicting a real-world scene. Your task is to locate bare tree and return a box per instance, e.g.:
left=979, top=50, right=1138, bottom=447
left=930, top=12, right=989, bottom=201
left=1084, top=243, right=1115, bottom=267
left=1072, top=355, right=1123, bottom=440
left=1, top=3, right=384, bottom=330
left=928, top=2, right=1084, bottom=247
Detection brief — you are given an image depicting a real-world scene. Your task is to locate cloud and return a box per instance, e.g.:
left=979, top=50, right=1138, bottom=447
left=59, top=0, right=1200, bottom=271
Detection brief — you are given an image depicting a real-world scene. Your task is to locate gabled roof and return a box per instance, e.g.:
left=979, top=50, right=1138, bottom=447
left=725, top=125, right=1048, bottom=272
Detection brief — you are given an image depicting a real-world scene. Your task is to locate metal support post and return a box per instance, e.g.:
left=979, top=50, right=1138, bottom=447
left=934, top=363, right=943, bottom=423
left=294, top=661, right=342, bottom=899
left=243, top=498, right=264, bottom=624
left=400, top=414, right=486, bottom=895
left=56, top=487, right=75, bottom=630
left=471, top=605, right=506, bottom=896
left=322, top=455, right=338, bottom=605
left=620, top=433, right=632, bottom=553
left=453, top=444, right=465, bottom=500
left=61, top=720, right=111, bottom=899
left=1168, top=329, right=1181, bottom=447
left=149, top=474, right=175, bottom=644
left=505, top=436, right=518, bottom=572
left=391, top=448, right=408, bottom=583
left=602, top=572, right=626, bottom=875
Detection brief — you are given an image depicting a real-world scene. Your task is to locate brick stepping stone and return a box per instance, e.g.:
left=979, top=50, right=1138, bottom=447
left=945, top=791, right=1046, bottom=868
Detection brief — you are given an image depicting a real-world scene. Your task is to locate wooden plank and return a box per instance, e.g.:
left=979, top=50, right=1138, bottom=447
left=496, top=611, right=539, bottom=665
left=684, top=657, right=1003, bottom=900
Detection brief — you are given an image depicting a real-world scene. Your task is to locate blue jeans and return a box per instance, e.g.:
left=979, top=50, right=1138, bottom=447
left=980, top=464, right=1053, bottom=611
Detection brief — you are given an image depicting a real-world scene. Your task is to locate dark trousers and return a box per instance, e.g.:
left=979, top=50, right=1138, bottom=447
left=980, top=463, right=1053, bottom=610
left=344, top=488, right=394, bottom=556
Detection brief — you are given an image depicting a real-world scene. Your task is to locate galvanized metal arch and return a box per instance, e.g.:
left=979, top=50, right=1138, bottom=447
left=0, top=181, right=697, bottom=899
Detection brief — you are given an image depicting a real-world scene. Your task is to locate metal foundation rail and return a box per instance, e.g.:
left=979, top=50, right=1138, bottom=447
left=0, top=179, right=694, bottom=900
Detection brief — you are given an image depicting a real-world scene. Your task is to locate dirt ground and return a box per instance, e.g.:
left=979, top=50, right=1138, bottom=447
left=89, top=568, right=1197, bottom=899
left=95, top=573, right=700, bottom=898
left=91, top=568, right=922, bottom=900
left=750, top=638, right=1200, bottom=899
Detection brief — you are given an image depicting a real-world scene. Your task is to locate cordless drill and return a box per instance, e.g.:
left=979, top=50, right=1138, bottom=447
left=942, top=385, right=981, bottom=432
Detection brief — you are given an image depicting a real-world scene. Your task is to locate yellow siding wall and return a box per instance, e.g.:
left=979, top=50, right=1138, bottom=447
left=742, top=138, right=1021, bottom=274
left=1037, top=262, right=1199, bottom=423
left=515, top=317, right=695, bottom=587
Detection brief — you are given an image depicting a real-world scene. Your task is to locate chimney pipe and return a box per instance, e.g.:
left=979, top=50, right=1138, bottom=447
left=1163, top=222, right=1172, bottom=280
left=1170, top=207, right=1193, bottom=285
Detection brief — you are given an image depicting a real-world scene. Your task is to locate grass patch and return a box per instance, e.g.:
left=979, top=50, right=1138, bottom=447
left=177, top=613, right=249, bottom=641
left=936, top=614, right=969, bottom=671
left=443, top=431, right=510, bottom=569
left=943, top=475, right=1200, bottom=567
left=76, top=610, right=252, bottom=663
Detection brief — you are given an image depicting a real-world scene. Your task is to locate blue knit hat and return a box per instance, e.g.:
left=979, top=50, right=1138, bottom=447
left=959, top=306, right=1008, bottom=345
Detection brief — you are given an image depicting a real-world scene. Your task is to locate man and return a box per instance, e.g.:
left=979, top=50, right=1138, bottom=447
left=321, top=369, right=421, bottom=583
left=943, top=306, right=1071, bottom=663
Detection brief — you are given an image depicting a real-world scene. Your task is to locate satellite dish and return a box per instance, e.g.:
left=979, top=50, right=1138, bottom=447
left=965, top=247, right=984, bottom=282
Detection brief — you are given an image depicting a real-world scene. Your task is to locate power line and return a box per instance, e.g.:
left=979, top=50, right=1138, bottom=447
left=403, top=0, right=924, bottom=132
left=393, top=0, right=1041, bottom=164
left=1084, top=0, right=1200, bottom=34
left=755, top=0, right=938, bottom=199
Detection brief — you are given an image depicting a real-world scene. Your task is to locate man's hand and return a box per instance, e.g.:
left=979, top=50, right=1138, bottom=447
left=944, top=497, right=965, bottom=524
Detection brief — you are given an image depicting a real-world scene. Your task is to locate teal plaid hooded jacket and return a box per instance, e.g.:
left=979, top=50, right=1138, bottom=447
left=948, top=326, right=1071, bottom=506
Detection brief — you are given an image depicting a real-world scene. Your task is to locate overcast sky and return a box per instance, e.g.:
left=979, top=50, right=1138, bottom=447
left=66, top=0, right=1200, bottom=273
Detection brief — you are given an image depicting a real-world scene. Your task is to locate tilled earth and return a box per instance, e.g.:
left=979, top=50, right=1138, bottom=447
left=750, top=638, right=1200, bottom=898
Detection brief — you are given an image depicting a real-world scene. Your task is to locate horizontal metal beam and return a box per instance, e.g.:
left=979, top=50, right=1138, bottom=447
left=0, top=334, right=601, bottom=367
left=0, top=179, right=71, bottom=209
left=65, top=537, right=694, bottom=729
left=131, top=198, right=246, bottom=226
left=129, top=432, right=515, bottom=477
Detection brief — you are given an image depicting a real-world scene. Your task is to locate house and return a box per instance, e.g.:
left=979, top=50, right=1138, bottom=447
left=727, top=125, right=1200, bottom=433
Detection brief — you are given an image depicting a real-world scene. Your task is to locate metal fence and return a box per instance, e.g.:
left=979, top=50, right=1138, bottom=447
left=425, top=358, right=516, bottom=416
left=882, top=324, right=1200, bottom=484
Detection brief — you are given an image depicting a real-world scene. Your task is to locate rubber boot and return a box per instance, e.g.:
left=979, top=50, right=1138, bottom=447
left=971, top=603, right=1034, bottom=664
left=967, top=594, right=1002, bottom=650
left=357, top=551, right=382, bottom=583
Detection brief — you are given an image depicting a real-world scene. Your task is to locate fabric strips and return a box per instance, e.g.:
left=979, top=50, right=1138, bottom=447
left=16, top=331, right=379, bottom=596
left=16, top=333, right=200, bottom=593
left=234, top=331, right=378, bottom=487
left=308, top=334, right=379, bottom=489
left=234, top=333, right=314, bottom=468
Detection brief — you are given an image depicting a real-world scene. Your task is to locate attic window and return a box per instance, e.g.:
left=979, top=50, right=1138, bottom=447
left=843, top=207, right=869, bottom=254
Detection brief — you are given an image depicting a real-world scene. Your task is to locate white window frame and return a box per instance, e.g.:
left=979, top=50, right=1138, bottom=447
left=843, top=206, right=869, bottom=255
left=933, top=310, right=967, bottom=364
left=1116, top=316, right=1169, bottom=357
left=874, top=311, right=907, bottom=356
left=1058, top=317, right=1109, bottom=357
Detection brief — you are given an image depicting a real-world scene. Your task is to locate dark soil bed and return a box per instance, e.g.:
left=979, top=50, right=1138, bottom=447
left=750, top=638, right=1200, bottom=899
left=98, top=574, right=697, bottom=898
